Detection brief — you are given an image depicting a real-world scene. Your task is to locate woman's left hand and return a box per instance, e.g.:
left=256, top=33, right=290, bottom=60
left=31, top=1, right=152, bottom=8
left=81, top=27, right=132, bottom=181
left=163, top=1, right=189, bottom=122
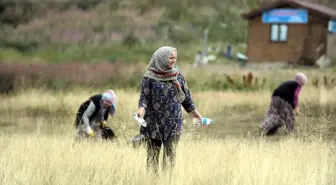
left=191, top=109, right=202, bottom=118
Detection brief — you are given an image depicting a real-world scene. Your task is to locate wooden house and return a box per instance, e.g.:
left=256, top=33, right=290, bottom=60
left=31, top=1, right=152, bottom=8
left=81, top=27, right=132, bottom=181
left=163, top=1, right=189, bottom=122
left=241, top=0, right=336, bottom=65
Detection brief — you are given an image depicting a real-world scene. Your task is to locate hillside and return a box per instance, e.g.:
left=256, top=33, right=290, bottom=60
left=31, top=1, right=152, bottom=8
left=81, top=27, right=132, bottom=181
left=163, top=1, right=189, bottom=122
left=0, top=0, right=335, bottom=63
left=0, top=0, right=260, bottom=63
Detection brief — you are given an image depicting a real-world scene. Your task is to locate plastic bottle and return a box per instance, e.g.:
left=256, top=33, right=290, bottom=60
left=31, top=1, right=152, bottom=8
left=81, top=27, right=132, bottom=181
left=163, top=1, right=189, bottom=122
left=133, top=113, right=147, bottom=127
left=193, top=117, right=214, bottom=127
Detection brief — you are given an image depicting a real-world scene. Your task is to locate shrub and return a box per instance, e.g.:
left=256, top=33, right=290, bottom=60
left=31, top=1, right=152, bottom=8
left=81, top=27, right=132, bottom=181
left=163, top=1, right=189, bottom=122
left=226, top=72, right=267, bottom=91
left=0, top=73, right=15, bottom=94
left=312, top=75, right=336, bottom=90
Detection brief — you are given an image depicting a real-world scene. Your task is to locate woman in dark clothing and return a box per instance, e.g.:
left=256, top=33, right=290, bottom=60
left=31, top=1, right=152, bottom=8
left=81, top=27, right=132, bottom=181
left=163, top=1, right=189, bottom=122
left=260, top=72, right=308, bottom=136
left=130, top=64, right=182, bottom=148
left=136, top=46, right=203, bottom=173
left=74, top=89, right=117, bottom=140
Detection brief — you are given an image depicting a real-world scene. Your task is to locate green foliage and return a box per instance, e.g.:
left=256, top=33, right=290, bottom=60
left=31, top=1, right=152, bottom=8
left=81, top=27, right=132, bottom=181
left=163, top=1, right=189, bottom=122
left=0, top=0, right=256, bottom=63
left=0, top=41, right=203, bottom=64
left=1, top=0, right=335, bottom=64
left=33, top=45, right=152, bottom=64
left=0, top=73, right=14, bottom=94
left=168, top=26, right=197, bottom=44
left=0, top=0, right=105, bottom=27
left=122, top=33, right=139, bottom=48
left=0, top=39, right=38, bottom=53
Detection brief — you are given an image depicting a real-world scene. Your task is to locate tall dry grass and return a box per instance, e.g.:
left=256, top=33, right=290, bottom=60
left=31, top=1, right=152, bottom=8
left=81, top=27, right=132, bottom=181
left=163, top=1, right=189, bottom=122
left=0, top=84, right=336, bottom=136
left=0, top=78, right=336, bottom=184
left=0, top=132, right=335, bottom=185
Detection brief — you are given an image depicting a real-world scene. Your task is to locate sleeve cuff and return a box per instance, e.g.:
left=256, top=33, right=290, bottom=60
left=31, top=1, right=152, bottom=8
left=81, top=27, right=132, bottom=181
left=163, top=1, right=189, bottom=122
left=185, top=106, right=196, bottom=113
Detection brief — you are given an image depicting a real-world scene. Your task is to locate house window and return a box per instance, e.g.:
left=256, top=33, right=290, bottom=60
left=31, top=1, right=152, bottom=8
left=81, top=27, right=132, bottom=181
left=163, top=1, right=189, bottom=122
left=270, top=24, right=288, bottom=42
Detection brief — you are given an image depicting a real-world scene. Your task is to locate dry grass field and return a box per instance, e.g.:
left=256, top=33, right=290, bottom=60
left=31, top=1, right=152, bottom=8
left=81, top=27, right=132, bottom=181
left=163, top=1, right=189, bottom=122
left=1, top=66, right=336, bottom=185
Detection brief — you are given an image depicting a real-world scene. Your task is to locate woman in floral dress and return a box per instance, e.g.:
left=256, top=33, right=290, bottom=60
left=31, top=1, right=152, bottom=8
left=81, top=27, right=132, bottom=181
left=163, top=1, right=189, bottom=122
left=136, top=46, right=203, bottom=173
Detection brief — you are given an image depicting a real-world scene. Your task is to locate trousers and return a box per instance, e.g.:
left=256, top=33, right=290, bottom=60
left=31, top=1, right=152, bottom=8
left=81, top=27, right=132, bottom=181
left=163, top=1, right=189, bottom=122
left=146, top=135, right=180, bottom=173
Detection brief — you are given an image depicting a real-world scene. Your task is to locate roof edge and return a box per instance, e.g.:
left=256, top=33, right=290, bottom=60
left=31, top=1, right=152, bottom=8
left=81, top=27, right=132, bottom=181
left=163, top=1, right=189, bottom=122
left=241, top=0, right=336, bottom=20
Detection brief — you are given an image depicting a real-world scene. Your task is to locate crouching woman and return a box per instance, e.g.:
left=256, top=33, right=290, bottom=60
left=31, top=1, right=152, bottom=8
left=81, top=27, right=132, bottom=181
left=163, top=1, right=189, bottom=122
left=74, top=89, right=117, bottom=140
left=260, top=72, right=308, bottom=136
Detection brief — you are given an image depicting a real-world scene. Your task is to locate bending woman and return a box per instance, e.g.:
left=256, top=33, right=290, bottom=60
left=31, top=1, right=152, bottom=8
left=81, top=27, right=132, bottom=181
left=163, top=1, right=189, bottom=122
left=260, top=72, right=308, bottom=136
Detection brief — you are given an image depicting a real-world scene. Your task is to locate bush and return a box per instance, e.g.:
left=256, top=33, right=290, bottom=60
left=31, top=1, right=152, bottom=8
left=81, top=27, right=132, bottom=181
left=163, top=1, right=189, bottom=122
left=0, top=73, right=15, bottom=94
left=312, top=75, right=336, bottom=90
left=122, top=33, right=139, bottom=48
left=0, top=0, right=104, bottom=27
left=168, top=25, right=196, bottom=44
left=0, top=39, right=38, bottom=53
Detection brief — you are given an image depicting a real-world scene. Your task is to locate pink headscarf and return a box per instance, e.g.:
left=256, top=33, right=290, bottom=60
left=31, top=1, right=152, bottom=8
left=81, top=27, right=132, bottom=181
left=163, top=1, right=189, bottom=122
left=100, top=89, right=116, bottom=121
left=294, top=72, right=308, bottom=86
left=102, top=89, right=116, bottom=107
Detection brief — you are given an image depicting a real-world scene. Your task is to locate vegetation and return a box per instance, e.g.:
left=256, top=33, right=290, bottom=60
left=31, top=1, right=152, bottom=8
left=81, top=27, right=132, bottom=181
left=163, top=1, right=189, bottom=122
left=0, top=63, right=334, bottom=93
left=1, top=69, right=336, bottom=184
left=312, top=75, right=336, bottom=90
left=0, top=0, right=332, bottom=64
left=1, top=134, right=335, bottom=185
left=0, top=0, right=250, bottom=63
left=1, top=1, right=336, bottom=184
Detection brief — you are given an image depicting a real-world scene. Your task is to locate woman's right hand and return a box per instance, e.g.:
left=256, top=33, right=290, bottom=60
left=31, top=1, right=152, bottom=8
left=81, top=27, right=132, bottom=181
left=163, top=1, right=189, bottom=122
left=191, top=109, right=202, bottom=119
left=294, top=107, right=300, bottom=116
left=137, top=107, right=145, bottom=118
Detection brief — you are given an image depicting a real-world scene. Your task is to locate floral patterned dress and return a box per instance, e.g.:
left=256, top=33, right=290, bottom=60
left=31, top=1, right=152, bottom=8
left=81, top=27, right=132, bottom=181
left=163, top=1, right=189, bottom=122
left=138, top=73, right=196, bottom=141
left=260, top=97, right=296, bottom=135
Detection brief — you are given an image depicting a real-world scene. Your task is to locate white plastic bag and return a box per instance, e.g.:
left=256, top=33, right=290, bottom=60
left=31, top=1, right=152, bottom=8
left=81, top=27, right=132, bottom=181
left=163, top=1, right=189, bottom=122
left=133, top=113, right=147, bottom=127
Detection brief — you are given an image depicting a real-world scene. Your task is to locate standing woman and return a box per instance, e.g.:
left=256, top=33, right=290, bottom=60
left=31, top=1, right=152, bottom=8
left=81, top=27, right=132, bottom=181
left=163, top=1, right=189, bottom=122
left=260, top=72, right=308, bottom=136
left=137, top=46, right=203, bottom=173
left=130, top=64, right=182, bottom=148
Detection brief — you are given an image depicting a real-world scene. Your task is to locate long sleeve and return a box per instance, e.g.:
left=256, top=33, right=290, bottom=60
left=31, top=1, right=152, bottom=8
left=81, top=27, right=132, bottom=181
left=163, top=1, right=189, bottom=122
left=138, top=77, right=151, bottom=109
left=82, top=101, right=96, bottom=133
left=293, top=86, right=301, bottom=109
left=180, top=74, right=196, bottom=113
